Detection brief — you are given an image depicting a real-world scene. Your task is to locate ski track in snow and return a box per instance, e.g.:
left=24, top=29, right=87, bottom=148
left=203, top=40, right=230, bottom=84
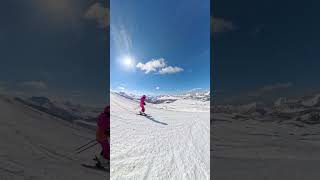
left=0, top=96, right=108, bottom=180
left=110, top=93, right=210, bottom=180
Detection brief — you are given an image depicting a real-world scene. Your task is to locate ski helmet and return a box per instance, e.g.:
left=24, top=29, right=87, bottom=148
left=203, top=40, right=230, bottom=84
left=142, top=95, right=146, bottom=98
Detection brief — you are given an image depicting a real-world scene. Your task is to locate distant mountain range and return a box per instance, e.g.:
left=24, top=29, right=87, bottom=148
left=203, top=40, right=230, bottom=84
left=14, top=96, right=102, bottom=123
left=114, top=90, right=210, bottom=104
left=213, top=93, right=320, bottom=125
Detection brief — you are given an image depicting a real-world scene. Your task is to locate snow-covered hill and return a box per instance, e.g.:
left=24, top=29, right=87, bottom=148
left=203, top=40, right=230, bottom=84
left=0, top=95, right=108, bottom=179
left=110, top=92, right=210, bottom=179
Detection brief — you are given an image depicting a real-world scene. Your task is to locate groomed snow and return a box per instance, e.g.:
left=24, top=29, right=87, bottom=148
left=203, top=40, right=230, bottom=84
left=110, top=92, right=210, bottom=180
left=212, top=110, right=320, bottom=180
left=0, top=95, right=108, bottom=179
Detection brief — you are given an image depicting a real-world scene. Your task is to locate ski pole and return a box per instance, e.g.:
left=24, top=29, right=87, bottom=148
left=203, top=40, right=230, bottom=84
left=76, top=142, right=98, bottom=154
left=75, top=139, right=96, bottom=151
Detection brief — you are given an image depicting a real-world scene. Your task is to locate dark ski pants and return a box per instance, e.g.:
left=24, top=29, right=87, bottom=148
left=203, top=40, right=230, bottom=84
left=99, top=139, right=110, bottom=160
left=141, top=105, right=145, bottom=113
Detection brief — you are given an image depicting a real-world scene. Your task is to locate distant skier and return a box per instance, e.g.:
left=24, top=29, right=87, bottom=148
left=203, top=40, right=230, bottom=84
left=140, top=95, right=146, bottom=115
left=96, top=105, right=110, bottom=167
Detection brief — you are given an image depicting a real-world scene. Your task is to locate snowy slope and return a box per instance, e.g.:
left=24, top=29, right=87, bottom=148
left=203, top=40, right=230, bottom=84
left=212, top=93, right=320, bottom=180
left=110, top=92, right=210, bottom=180
left=212, top=112, right=320, bottom=180
left=0, top=95, right=108, bottom=179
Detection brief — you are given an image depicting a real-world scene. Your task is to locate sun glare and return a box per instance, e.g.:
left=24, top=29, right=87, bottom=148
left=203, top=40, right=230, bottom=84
left=122, top=56, right=134, bottom=69
left=124, top=57, right=132, bottom=65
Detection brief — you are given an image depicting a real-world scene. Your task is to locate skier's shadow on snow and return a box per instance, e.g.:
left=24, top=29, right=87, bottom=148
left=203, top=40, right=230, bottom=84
left=145, top=116, right=168, bottom=125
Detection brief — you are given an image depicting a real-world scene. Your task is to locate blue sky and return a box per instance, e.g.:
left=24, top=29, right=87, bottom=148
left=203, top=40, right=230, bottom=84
left=212, top=0, right=320, bottom=103
left=110, top=0, right=210, bottom=95
left=0, top=0, right=109, bottom=105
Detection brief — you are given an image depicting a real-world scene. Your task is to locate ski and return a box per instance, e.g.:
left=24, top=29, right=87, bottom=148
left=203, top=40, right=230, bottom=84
left=81, top=164, right=108, bottom=172
left=82, top=155, right=109, bottom=172
left=137, top=113, right=151, bottom=117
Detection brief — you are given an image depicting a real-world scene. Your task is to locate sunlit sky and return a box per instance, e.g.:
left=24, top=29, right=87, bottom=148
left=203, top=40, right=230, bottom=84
left=213, top=0, right=320, bottom=103
left=110, top=0, right=210, bottom=95
left=0, top=0, right=109, bottom=105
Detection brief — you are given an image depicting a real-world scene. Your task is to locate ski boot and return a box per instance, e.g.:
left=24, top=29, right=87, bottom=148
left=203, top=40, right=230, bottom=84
left=139, top=111, right=147, bottom=116
left=94, top=155, right=109, bottom=168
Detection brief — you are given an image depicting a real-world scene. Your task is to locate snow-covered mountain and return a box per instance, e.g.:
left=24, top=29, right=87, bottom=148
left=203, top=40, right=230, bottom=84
left=238, top=102, right=268, bottom=115
left=14, top=96, right=102, bottom=122
left=180, top=90, right=210, bottom=101
left=115, top=91, right=179, bottom=104
left=301, top=94, right=320, bottom=107
left=113, top=90, right=210, bottom=112
left=114, top=89, right=210, bottom=105
left=213, top=93, right=320, bottom=125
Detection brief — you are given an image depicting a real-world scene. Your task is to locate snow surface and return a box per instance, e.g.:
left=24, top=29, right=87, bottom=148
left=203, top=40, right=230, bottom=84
left=212, top=116, right=320, bottom=180
left=110, top=92, right=210, bottom=180
left=212, top=93, right=320, bottom=180
left=0, top=95, right=108, bottom=179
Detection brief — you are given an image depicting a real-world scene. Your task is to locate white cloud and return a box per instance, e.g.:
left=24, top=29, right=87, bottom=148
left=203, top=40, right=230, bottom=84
left=159, top=66, right=184, bottom=74
left=117, top=86, right=125, bottom=90
left=84, top=3, right=109, bottom=29
left=136, top=58, right=183, bottom=75
left=20, top=81, right=48, bottom=90
left=136, top=58, right=167, bottom=74
left=156, top=86, right=160, bottom=90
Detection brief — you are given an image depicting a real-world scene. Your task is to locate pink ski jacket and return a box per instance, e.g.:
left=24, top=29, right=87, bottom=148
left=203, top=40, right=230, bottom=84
left=96, top=106, right=110, bottom=142
left=140, top=96, right=146, bottom=107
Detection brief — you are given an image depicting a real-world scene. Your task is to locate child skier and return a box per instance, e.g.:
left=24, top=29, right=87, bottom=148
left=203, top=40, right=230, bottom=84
left=140, top=95, right=146, bottom=115
left=96, top=105, right=110, bottom=167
